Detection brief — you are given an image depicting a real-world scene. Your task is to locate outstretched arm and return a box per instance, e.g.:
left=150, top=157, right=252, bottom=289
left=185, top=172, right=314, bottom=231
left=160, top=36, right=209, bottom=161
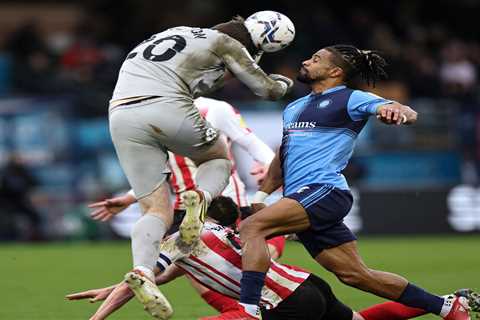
left=155, top=264, right=186, bottom=285
left=66, top=283, right=133, bottom=320
left=65, top=264, right=185, bottom=320
left=89, top=192, right=136, bottom=221
left=376, top=102, right=418, bottom=125
left=215, top=34, right=292, bottom=100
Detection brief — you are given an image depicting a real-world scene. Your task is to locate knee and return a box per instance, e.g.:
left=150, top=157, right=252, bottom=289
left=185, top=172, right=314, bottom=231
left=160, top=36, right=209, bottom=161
left=238, top=217, right=263, bottom=242
left=334, top=266, right=372, bottom=288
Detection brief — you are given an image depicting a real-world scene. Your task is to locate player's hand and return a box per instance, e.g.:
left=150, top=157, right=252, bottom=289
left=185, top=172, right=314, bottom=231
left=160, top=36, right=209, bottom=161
left=269, top=74, right=294, bottom=94
left=251, top=202, right=266, bottom=213
left=88, top=283, right=134, bottom=320
left=250, top=162, right=268, bottom=186
left=66, top=286, right=115, bottom=303
left=89, top=194, right=136, bottom=222
left=377, top=103, right=418, bottom=125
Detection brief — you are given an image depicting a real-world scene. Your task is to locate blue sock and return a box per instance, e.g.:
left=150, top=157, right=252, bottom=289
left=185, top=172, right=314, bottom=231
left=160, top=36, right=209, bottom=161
left=240, top=271, right=266, bottom=305
left=397, top=283, right=444, bottom=315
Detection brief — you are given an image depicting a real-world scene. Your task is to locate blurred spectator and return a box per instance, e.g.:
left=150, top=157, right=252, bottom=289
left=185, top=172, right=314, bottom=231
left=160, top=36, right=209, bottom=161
left=0, top=154, right=43, bottom=241
left=5, top=21, right=61, bottom=95
left=440, top=40, right=479, bottom=185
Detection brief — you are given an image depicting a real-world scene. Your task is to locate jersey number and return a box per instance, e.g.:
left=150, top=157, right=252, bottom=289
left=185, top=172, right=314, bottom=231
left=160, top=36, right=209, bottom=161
left=126, top=35, right=186, bottom=62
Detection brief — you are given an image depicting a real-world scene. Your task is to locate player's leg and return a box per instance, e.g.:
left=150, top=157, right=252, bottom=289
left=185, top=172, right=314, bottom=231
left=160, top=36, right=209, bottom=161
left=236, top=197, right=311, bottom=318
left=109, top=99, right=178, bottom=318
left=314, top=240, right=467, bottom=318
left=110, top=101, right=174, bottom=279
left=164, top=104, right=231, bottom=245
left=239, top=205, right=286, bottom=260
left=357, top=301, right=426, bottom=320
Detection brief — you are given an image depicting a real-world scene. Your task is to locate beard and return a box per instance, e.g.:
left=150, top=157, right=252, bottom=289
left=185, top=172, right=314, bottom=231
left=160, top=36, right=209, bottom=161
left=296, top=67, right=314, bottom=83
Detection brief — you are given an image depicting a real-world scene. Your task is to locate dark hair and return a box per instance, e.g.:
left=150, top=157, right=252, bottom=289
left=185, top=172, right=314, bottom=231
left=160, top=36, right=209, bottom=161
left=207, top=196, right=240, bottom=227
left=212, top=16, right=258, bottom=56
left=325, top=44, right=388, bottom=86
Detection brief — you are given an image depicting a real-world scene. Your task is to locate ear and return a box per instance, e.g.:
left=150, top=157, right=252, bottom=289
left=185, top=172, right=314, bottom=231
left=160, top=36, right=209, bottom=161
left=329, top=66, right=344, bottom=79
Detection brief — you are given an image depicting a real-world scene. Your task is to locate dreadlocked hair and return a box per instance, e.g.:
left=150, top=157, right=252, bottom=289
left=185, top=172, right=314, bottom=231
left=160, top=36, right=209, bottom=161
left=212, top=16, right=258, bottom=56
left=325, top=44, right=388, bottom=86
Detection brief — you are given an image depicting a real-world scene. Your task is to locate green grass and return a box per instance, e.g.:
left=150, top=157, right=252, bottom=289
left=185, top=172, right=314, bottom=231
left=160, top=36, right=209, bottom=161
left=1, top=235, right=479, bottom=319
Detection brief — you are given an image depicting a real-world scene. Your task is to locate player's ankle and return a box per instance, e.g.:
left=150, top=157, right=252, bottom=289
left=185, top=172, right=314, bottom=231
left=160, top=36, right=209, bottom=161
left=133, top=265, right=155, bottom=282
left=439, top=295, right=454, bottom=317
left=239, top=303, right=261, bottom=318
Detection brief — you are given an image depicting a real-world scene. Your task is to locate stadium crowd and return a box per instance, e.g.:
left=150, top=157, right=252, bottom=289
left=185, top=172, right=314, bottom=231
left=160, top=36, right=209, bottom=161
left=0, top=0, right=479, bottom=241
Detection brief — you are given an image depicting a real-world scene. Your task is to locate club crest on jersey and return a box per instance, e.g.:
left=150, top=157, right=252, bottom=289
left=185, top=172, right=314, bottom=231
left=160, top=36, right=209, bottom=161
left=317, top=99, right=332, bottom=109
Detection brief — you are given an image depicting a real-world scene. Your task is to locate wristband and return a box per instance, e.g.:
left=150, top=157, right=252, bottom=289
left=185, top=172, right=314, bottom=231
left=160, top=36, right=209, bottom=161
left=127, top=189, right=137, bottom=199
left=252, top=191, right=269, bottom=203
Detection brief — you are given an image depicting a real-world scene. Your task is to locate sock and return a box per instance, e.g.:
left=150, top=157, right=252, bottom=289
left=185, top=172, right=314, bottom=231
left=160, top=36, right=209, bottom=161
left=131, top=214, right=167, bottom=273
left=439, top=294, right=457, bottom=317
left=195, top=159, right=231, bottom=200
left=240, top=271, right=266, bottom=307
left=133, top=265, right=155, bottom=282
left=201, top=290, right=240, bottom=313
left=397, top=283, right=444, bottom=315
left=359, top=301, right=427, bottom=320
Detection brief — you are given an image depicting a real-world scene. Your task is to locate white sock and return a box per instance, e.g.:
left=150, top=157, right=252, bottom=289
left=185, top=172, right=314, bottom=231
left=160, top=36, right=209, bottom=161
left=240, top=303, right=261, bottom=318
left=130, top=213, right=167, bottom=277
left=195, top=159, right=231, bottom=200
left=133, top=265, right=155, bottom=282
left=439, top=294, right=454, bottom=317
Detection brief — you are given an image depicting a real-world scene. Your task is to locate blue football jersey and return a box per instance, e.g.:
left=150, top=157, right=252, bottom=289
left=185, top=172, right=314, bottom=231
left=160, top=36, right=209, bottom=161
left=281, top=85, right=392, bottom=194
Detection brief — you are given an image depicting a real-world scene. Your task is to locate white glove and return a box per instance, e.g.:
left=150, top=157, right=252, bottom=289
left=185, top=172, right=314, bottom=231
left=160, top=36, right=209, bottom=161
left=269, top=74, right=294, bottom=94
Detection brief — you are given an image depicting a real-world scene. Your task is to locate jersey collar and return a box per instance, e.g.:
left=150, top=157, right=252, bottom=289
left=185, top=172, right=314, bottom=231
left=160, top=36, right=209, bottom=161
left=311, top=85, right=346, bottom=96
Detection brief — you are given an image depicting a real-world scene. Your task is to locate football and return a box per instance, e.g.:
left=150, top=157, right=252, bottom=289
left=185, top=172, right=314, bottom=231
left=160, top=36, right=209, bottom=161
left=244, top=10, right=295, bottom=53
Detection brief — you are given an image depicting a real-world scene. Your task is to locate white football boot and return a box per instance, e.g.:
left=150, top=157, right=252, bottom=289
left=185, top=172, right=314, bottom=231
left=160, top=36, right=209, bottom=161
left=125, top=270, right=173, bottom=319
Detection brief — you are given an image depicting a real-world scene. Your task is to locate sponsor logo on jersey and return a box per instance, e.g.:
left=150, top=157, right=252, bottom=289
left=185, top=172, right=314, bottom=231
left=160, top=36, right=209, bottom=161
left=286, top=121, right=316, bottom=129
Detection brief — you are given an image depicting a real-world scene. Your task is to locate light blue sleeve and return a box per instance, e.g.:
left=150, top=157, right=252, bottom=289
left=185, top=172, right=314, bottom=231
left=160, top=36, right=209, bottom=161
left=347, top=90, right=393, bottom=121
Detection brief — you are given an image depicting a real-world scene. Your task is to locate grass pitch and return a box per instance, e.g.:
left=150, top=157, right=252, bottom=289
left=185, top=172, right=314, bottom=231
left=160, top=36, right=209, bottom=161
left=1, top=235, right=479, bottom=319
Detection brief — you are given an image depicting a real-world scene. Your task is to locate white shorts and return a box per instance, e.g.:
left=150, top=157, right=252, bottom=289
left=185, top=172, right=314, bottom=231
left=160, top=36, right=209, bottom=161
left=109, top=96, right=218, bottom=199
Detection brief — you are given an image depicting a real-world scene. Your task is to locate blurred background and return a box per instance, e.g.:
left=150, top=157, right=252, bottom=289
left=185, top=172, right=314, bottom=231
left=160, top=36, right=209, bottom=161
left=0, top=0, right=479, bottom=242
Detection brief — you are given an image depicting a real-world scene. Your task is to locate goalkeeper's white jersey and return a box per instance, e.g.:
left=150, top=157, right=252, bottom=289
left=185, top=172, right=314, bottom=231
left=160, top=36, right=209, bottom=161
left=111, top=27, right=285, bottom=102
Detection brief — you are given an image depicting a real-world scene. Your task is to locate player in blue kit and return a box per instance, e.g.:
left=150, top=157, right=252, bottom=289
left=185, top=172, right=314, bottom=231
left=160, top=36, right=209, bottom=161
left=208, top=45, right=471, bottom=320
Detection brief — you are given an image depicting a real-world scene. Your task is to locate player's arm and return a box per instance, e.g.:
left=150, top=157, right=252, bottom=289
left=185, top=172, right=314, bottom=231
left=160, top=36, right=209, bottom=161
left=210, top=103, right=275, bottom=164
left=251, top=149, right=283, bottom=211
left=215, top=34, right=293, bottom=100
left=66, top=282, right=134, bottom=320
left=204, top=102, right=274, bottom=185
left=376, top=102, right=418, bottom=125
left=257, top=148, right=283, bottom=193
left=348, top=90, right=418, bottom=126
left=89, top=191, right=137, bottom=221
left=155, top=264, right=186, bottom=285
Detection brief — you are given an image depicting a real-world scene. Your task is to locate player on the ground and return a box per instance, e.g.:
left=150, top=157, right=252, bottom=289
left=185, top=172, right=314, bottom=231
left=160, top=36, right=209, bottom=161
left=67, top=197, right=478, bottom=320
left=90, top=96, right=286, bottom=313
left=106, top=10, right=294, bottom=317
left=207, top=45, right=471, bottom=320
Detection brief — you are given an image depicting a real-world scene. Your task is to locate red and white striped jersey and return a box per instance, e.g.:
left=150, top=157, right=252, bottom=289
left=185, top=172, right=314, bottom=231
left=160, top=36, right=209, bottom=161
left=157, top=221, right=310, bottom=309
left=168, top=97, right=254, bottom=209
